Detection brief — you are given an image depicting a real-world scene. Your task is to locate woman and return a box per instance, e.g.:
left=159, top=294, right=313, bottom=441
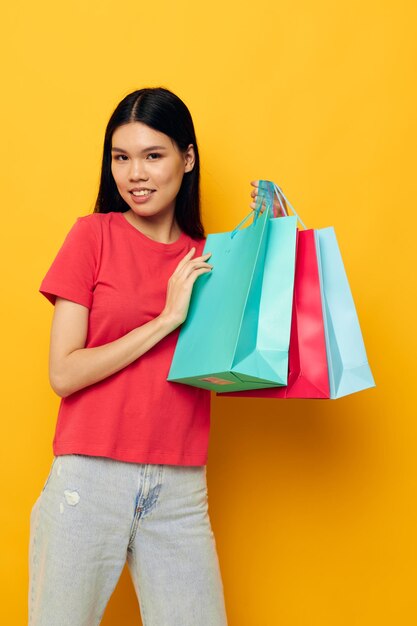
left=29, top=86, right=277, bottom=626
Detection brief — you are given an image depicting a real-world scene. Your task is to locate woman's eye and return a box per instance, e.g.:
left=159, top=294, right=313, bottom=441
left=113, top=153, right=161, bottom=161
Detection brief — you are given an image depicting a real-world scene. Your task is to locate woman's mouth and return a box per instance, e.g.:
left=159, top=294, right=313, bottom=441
left=130, top=190, right=156, bottom=204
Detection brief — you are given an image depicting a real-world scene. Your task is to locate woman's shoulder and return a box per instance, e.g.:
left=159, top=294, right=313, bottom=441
left=75, top=211, right=113, bottom=224
left=73, top=211, right=116, bottom=234
left=186, top=233, right=206, bottom=253
left=65, top=212, right=111, bottom=246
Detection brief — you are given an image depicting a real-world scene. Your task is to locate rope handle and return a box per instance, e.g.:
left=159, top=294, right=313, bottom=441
left=230, top=180, right=274, bottom=238
left=230, top=180, right=308, bottom=239
left=272, top=183, right=307, bottom=230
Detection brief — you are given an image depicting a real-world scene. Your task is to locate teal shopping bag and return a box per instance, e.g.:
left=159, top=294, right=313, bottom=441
left=314, top=227, right=376, bottom=398
left=167, top=180, right=297, bottom=393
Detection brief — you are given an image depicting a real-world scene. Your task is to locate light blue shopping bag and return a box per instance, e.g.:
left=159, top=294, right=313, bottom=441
left=314, top=227, right=376, bottom=398
left=272, top=183, right=375, bottom=399
left=167, top=180, right=297, bottom=393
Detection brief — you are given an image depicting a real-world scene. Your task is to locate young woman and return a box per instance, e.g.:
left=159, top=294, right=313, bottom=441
left=28, top=86, right=279, bottom=626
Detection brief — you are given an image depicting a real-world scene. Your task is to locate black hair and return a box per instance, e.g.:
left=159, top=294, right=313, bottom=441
left=93, top=87, right=204, bottom=239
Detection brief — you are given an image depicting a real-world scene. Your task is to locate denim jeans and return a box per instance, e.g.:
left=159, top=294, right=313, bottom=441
left=28, top=454, right=228, bottom=626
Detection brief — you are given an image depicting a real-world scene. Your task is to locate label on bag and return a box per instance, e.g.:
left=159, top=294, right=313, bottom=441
left=199, top=377, right=234, bottom=385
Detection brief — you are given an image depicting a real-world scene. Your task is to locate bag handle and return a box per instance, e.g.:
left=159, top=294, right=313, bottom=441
left=230, top=180, right=308, bottom=239
left=230, top=180, right=275, bottom=239
left=272, top=183, right=308, bottom=230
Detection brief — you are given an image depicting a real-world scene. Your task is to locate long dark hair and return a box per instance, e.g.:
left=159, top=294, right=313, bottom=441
left=93, top=87, right=204, bottom=239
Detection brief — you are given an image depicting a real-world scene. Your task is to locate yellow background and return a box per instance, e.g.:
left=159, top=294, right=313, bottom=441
left=1, top=0, right=416, bottom=624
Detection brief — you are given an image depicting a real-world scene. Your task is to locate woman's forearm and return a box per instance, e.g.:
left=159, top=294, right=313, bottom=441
left=52, top=313, right=178, bottom=398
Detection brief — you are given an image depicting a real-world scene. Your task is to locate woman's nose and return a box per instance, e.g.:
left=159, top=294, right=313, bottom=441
left=129, top=159, right=148, bottom=180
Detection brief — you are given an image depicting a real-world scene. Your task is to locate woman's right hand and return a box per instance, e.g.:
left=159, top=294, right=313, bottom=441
left=160, top=247, right=213, bottom=330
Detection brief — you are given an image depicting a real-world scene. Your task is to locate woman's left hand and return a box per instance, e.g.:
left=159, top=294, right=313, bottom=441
left=250, top=180, right=287, bottom=216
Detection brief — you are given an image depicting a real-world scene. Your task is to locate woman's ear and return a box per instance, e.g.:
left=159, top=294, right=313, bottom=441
left=184, top=144, right=195, bottom=173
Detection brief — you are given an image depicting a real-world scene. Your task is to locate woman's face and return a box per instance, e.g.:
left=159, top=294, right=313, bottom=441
left=111, top=122, right=195, bottom=221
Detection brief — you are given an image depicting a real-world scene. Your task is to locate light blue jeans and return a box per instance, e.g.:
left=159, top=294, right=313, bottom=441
left=28, top=454, right=228, bottom=625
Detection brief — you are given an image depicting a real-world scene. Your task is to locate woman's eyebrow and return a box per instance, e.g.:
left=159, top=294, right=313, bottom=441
left=111, top=145, right=167, bottom=153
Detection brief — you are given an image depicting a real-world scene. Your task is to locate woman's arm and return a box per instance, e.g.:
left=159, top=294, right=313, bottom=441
left=49, top=247, right=212, bottom=398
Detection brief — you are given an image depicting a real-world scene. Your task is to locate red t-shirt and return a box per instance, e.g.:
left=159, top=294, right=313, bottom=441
left=39, top=211, right=211, bottom=466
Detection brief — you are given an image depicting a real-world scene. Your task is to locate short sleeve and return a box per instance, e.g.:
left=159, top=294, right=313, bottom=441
left=39, top=216, right=99, bottom=309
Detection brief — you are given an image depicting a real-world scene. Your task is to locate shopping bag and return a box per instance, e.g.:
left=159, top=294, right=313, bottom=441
left=167, top=180, right=297, bottom=393
left=219, top=183, right=375, bottom=400
left=315, top=227, right=376, bottom=398
left=219, top=227, right=330, bottom=399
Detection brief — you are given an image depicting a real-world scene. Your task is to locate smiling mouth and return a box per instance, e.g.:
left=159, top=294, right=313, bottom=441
left=130, top=190, right=156, bottom=197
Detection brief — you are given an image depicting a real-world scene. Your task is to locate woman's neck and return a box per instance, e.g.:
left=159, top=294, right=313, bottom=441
left=123, top=209, right=182, bottom=244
